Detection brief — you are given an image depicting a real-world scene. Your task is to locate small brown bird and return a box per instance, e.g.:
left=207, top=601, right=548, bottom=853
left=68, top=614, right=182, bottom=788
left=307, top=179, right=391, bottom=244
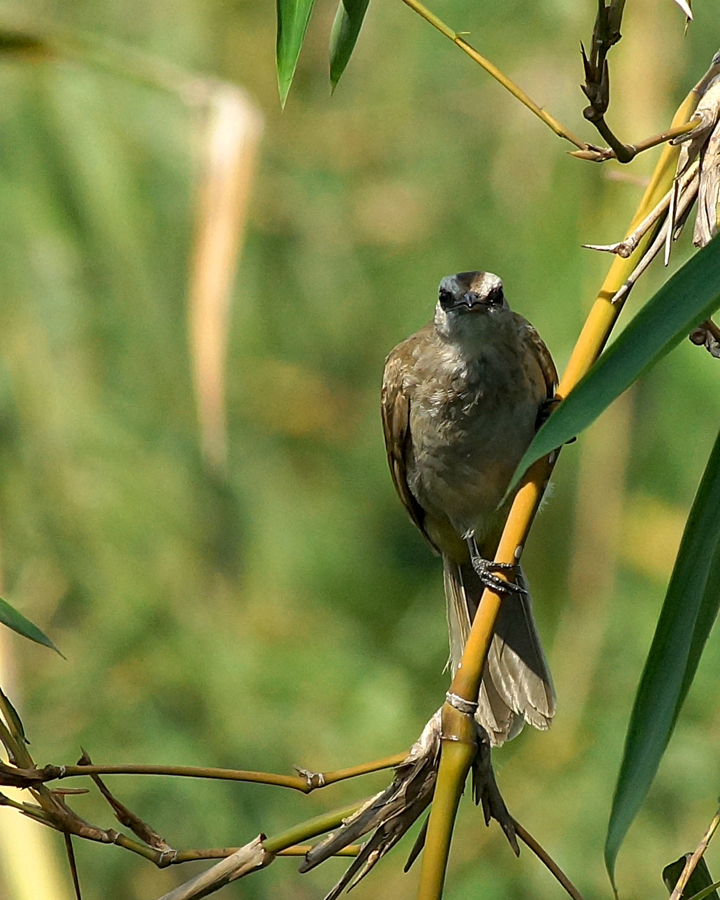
left=381, top=271, right=556, bottom=745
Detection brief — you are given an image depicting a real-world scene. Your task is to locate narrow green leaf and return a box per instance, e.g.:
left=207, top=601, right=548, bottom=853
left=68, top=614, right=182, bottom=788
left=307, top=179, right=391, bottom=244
left=276, top=0, right=316, bottom=107
left=0, top=596, right=62, bottom=656
left=685, top=881, right=720, bottom=900
left=507, top=235, right=720, bottom=496
left=604, top=426, right=720, bottom=890
left=329, top=0, right=370, bottom=90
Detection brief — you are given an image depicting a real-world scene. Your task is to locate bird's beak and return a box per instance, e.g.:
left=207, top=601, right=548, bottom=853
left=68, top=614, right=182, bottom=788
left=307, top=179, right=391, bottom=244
left=455, top=291, right=486, bottom=310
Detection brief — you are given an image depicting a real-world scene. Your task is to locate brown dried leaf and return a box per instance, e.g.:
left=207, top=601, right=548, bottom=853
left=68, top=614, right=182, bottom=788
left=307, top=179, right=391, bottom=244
left=187, top=83, right=263, bottom=472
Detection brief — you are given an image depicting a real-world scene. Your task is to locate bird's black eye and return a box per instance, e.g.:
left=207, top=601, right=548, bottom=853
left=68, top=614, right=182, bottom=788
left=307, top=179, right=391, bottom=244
left=485, top=286, right=504, bottom=306
left=438, top=288, right=454, bottom=309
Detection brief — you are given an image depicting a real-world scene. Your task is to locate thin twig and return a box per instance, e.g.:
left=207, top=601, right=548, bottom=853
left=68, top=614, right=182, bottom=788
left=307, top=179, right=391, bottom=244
left=399, top=0, right=588, bottom=150
left=135, top=844, right=360, bottom=863
left=669, top=803, right=720, bottom=900
left=27, top=751, right=407, bottom=794
left=276, top=844, right=359, bottom=857
left=296, top=751, right=408, bottom=789
left=63, top=833, right=83, bottom=900
left=591, top=117, right=635, bottom=163
left=263, top=800, right=366, bottom=854
left=580, top=0, right=629, bottom=158
left=610, top=171, right=699, bottom=304
left=583, top=160, right=699, bottom=257
left=513, top=818, right=587, bottom=900
left=400, top=0, right=702, bottom=169
left=79, top=749, right=172, bottom=851
left=155, top=836, right=271, bottom=900
left=53, top=763, right=308, bottom=790
left=570, top=117, right=701, bottom=162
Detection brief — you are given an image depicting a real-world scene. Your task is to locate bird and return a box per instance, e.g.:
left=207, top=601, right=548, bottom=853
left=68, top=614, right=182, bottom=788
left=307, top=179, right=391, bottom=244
left=381, top=270, right=556, bottom=746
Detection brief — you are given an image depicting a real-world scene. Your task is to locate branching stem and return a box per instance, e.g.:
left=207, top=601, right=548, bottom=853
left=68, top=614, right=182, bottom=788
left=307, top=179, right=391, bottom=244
left=263, top=801, right=366, bottom=854
left=24, top=751, right=407, bottom=794
left=513, top=819, right=587, bottom=900
left=571, top=117, right=701, bottom=161
left=668, top=803, right=720, bottom=900
left=399, top=0, right=588, bottom=150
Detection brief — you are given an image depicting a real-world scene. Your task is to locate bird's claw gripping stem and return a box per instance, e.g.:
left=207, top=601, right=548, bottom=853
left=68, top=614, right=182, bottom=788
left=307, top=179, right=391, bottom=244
left=466, top=538, right=524, bottom=594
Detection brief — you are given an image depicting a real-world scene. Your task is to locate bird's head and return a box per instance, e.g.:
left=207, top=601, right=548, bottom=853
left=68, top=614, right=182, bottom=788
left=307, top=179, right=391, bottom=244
left=434, top=271, right=509, bottom=340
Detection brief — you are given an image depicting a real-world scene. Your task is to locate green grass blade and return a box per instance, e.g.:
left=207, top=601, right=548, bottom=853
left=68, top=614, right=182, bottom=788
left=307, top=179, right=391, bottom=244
left=329, top=0, right=369, bottom=90
left=507, top=236, right=720, bottom=497
left=0, top=596, right=62, bottom=655
left=276, top=0, right=316, bottom=107
left=685, top=884, right=720, bottom=900
left=604, top=426, right=720, bottom=891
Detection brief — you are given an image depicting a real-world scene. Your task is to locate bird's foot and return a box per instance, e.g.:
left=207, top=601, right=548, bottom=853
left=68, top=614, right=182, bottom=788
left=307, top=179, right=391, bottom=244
left=472, top=726, right=519, bottom=855
left=466, top=538, right=524, bottom=594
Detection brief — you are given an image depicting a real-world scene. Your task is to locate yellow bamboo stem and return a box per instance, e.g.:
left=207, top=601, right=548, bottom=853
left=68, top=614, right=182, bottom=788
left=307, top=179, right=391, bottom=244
left=415, top=717, right=476, bottom=900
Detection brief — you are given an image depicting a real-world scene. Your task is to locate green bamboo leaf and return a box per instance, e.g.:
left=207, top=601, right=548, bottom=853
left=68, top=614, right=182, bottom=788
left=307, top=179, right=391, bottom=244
left=604, top=426, right=720, bottom=891
left=329, top=0, right=369, bottom=90
left=276, top=0, right=316, bottom=107
left=0, top=596, right=62, bottom=656
left=507, top=235, right=720, bottom=497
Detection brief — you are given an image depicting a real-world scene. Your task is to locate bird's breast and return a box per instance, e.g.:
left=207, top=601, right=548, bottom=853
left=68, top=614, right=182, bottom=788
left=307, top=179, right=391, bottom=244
left=405, top=343, right=544, bottom=543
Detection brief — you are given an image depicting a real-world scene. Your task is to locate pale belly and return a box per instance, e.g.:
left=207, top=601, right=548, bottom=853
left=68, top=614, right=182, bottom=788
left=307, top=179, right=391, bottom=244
left=406, top=385, right=540, bottom=549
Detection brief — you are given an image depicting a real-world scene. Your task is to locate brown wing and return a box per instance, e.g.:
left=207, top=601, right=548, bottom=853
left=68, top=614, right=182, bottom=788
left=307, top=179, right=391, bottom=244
left=380, top=341, right=436, bottom=551
left=517, top=316, right=558, bottom=400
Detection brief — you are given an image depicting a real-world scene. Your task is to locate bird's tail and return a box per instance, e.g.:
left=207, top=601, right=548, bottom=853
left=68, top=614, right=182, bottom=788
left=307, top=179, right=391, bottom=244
left=442, top=556, right=555, bottom=747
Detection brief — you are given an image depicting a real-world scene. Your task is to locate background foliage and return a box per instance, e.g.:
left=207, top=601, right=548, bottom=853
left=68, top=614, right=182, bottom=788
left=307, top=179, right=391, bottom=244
left=0, top=0, right=719, bottom=897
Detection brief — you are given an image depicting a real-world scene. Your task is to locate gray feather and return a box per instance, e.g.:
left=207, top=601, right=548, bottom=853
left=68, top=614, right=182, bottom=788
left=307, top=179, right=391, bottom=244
left=442, top=558, right=554, bottom=746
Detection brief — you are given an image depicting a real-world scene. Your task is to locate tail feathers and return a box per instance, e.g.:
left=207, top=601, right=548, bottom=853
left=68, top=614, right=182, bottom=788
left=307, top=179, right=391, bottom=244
left=442, top=557, right=555, bottom=747
left=443, top=560, right=472, bottom=669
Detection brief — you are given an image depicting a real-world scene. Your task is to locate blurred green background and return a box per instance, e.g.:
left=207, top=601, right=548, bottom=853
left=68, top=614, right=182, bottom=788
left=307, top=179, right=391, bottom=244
left=0, top=0, right=719, bottom=897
